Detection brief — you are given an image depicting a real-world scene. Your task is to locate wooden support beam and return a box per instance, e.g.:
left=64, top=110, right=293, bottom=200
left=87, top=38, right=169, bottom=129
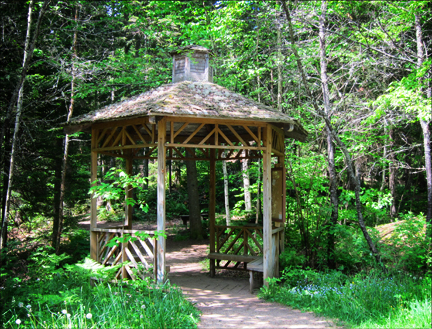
left=90, top=128, right=98, bottom=261
left=209, top=149, right=216, bottom=277
left=124, top=151, right=133, bottom=229
left=262, top=124, right=273, bottom=285
left=156, top=118, right=166, bottom=283
left=165, top=143, right=265, bottom=150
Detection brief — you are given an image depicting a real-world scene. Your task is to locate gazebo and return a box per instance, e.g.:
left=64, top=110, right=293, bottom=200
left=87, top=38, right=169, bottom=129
left=65, top=46, right=307, bottom=287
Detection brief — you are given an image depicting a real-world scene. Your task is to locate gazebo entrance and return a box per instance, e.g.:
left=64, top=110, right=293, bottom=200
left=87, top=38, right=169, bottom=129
left=65, top=46, right=307, bottom=287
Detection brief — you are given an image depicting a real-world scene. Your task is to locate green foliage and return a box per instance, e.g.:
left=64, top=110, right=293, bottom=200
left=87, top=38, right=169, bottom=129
left=261, top=268, right=431, bottom=328
left=379, top=214, right=430, bottom=273
left=1, top=248, right=200, bottom=328
left=90, top=168, right=149, bottom=221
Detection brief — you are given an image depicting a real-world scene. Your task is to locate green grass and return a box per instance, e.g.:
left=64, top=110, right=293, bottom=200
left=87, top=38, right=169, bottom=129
left=260, top=268, right=431, bottom=328
left=1, top=249, right=200, bottom=328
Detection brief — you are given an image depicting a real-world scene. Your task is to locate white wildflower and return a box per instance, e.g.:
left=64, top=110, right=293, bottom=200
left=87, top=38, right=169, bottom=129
left=16, top=319, right=21, bottom=325
left=86, top=313, right=92, bottom=319
left=67, top=313, right=71, bottom=318
left=62, top=310, right=67, bottom=315
left=18, top=302, right=24, bottom=308
left=26, top=305, right=31, bottom=309
left=141, top=305, right=146, bottom=309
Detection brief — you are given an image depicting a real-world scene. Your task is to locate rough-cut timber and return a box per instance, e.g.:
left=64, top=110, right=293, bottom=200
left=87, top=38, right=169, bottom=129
left=65, top=81, right=307, bottom=142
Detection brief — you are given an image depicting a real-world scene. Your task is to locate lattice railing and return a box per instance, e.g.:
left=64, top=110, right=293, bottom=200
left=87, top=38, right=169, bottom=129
left=213, top=225, right=263, bottom=270
left=216, top=225, right=263, bottom=255
left=94, top=228, right=156, bottom=280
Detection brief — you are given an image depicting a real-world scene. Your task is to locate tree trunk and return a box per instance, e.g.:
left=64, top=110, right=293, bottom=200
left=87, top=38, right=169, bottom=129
left=1, top=0, right=46, bottom=250
left=255, top=158, right=261, bottom=224
left=281, top=0, right=385, bottom=269
left=389, top=128, right=397, bottom=220
left=223, top=155, right=231, bottom=225
left=185, top=159, right=203, bottom=240
left=318, top=0, right=339, bottom=269
left=53, top=4, right=79, bottom=253
left=0, top=1, right=48, bottom=169
left=242, top=158, right=252, bottom=212
left=277, top=25, right=282, bottom=112
left=380, top=119, right=388, bottom=192
left=415, top=13, right=432, bottom=234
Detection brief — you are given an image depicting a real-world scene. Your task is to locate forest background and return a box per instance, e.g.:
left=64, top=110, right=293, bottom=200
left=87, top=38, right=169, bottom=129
left=0, top=1, right=431, bottom=328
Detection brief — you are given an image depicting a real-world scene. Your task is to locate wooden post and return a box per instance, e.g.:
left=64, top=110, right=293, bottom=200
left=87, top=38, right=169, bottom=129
left=263, top=125, right=273, bottom=285
left=156, top=118, right=166, bottom=283
left=90, top=128, right=98, bottom=261
left=124, top=151, right=133, bottom=229
left=122, top=151, right=133, bottom=280
left=209, top=149, right=216, bottom=277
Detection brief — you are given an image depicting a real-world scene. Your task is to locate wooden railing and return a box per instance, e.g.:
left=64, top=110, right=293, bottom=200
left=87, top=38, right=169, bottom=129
left=216, top=225, right=263, bottom=255
left=93, top=227, right=156, bottom=280
left=211, top=225, right=284, bottom=273
left=211, top=225, right=263, bottom=270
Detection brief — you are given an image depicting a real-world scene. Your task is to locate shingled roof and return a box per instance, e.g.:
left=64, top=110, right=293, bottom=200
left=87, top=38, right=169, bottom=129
left=65, top=81, right=308, bottom=141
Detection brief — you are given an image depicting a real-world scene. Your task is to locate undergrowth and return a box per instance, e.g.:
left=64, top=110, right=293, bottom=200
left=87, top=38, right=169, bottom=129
left=0, top=248, right=200, bottom=328
left=260, top=268, right=431, bottom=328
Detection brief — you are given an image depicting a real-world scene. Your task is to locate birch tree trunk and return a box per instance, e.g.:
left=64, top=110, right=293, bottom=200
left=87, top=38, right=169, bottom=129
left=53, top=4, right=79, bottom=253
left=281, top=0, right=385, bottom=268
left=256, top=158, right=261, bottom=224
left=222, top=155, right=231, bottom=225
left=1, top=0, right=49, bottom=250
left=318, top=0, right=339, bottom=269
left=242, top=158, right=252, bottom=212
left=389, top=128, right=397, bottom=220
left=415, top=14, right=432, bottom=234
left=277, top=26, right=282, bottom=112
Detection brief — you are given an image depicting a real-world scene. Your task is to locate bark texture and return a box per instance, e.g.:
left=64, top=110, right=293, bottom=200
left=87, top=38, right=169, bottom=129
left=1, top=0, right=49, bottom=250
left=318, top=0, right=339, bottom=269
left=186, top=159, right=203, bottom=240
left=415, top=13, right=432, bottom=232
left=281, top=0, right=385, bottom=268
left=223, top=155, right=231, bottom=225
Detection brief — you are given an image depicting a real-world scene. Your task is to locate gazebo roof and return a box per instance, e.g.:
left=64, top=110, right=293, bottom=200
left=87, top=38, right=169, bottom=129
left=66, top=81, right=308, bottom=141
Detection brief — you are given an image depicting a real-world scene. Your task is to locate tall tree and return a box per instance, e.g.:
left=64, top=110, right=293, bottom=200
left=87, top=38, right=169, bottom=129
left=53, top=3, right=79, bottom=253
left=318, top=0, right=339, bottom=269
left=186, top=159, right=203, bottom=240
left=280, top=0, right=385, bottom=268
left=1, top=0, right=50, bottom=250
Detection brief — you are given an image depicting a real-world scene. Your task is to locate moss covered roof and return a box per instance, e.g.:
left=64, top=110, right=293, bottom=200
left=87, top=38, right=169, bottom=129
left=66, top=81, right=308, bottom=141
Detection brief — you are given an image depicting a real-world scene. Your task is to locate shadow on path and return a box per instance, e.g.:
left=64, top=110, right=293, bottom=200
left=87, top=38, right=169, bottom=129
left=166, top=239, right=337, bottom=329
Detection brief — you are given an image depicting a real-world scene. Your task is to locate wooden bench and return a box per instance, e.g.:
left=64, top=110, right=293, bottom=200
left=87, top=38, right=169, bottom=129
left=208, top=253, right=262, bottom=293
left=247, top=257, right=263, bottom=293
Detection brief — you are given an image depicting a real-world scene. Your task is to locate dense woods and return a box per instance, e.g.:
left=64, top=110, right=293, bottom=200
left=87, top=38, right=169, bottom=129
left=0, top=1, right=431, bottom=328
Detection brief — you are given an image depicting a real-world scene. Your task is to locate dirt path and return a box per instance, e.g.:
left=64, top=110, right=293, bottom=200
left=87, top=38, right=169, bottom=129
left=79, top=220, right=337, bottom=328
left=166, top=238, right=337, bottom=328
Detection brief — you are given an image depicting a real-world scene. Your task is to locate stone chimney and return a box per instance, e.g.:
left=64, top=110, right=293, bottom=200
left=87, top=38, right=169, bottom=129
left=171, top=46, right=213, bottom=83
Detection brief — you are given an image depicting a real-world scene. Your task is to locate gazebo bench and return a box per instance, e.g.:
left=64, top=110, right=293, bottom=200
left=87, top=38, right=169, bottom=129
left=208, top=253, right=263, bottom=293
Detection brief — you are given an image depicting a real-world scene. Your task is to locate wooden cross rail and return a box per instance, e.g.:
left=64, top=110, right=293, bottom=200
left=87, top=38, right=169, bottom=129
left=94, top=229, right=157, bottom=280
left=209, top=225, right=264, bottom=271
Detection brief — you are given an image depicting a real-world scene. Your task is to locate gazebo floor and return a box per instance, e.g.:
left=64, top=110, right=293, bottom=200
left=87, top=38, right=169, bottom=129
left=166, top=238, right=338, bottom=329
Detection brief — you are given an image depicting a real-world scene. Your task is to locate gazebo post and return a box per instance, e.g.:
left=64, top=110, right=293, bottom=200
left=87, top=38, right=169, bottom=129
left=156, top=118, right=167, bottom=283
left=209, top=148, right=216, bottom=277
left=90, top=128, right=98, bottom=262
left=263, top=124, right=274, bottom=285
left=124, top=151, right=133, bottom=230
left=122, top=151, right=133, bottom=279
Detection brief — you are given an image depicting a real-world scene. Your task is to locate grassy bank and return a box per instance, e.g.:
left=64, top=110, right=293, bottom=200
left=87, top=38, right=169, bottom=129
left=1, top=249, right=200, bottom=328
left=260, top=268, right=431, bottom=328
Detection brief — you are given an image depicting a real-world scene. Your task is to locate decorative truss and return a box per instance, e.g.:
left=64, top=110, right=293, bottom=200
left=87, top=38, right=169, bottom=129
left=91, top=116, right=285, bottom=161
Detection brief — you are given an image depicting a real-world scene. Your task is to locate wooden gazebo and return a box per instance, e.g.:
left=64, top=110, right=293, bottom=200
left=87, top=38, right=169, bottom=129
left=65, top=46, right=307, bottom=286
